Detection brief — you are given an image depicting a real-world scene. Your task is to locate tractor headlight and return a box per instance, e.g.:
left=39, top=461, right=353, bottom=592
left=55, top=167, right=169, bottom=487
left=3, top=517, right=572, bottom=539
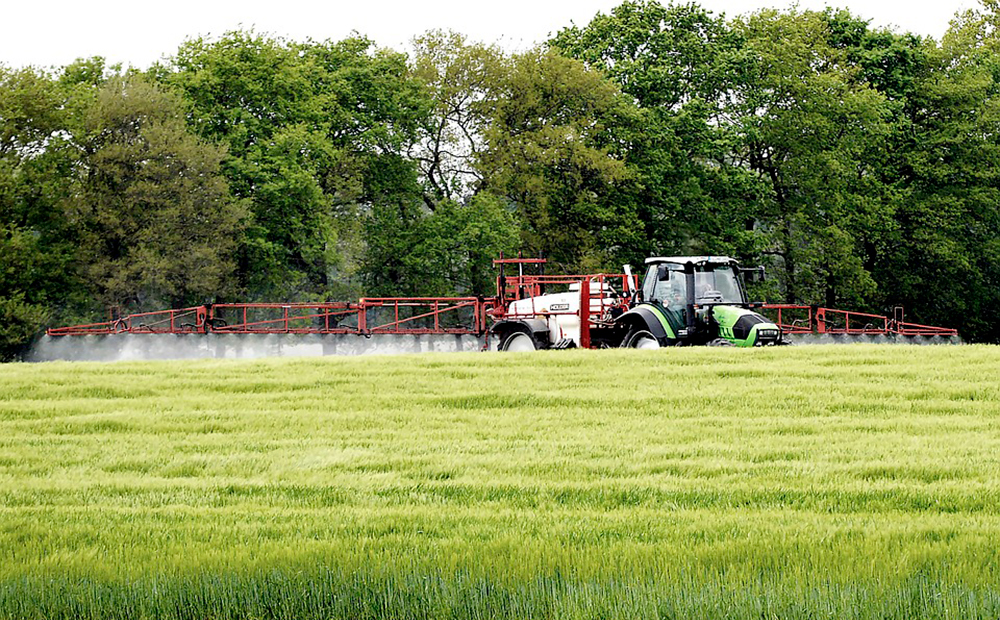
left=757, top=329, right=779, bottom=339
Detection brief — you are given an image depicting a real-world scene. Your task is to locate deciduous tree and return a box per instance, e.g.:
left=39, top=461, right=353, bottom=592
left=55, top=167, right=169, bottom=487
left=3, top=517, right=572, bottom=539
left=159, top=32, right=428, bottom=300
left=0, top=66, right=81, bottom=359
left=74, top=76, right=246, bottom=311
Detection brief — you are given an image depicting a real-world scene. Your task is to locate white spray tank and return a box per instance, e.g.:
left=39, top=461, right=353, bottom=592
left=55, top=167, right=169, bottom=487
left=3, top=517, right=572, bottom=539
left=506, top=279, right=616, bottom=347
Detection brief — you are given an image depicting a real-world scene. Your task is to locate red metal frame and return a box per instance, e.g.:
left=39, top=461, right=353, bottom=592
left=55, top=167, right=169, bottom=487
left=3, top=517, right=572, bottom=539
left=47, top=306, right=208, bottom=336
left=761, top=305, right=959, bottom=337
left=47, top=299, right=490, bottom=337
left=492, top=273, right=635, bottom=317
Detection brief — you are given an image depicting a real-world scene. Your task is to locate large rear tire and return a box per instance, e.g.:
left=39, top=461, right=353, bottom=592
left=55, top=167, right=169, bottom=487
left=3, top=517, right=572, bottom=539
left=500, top=331, right=537, bottom=352
left=626, top=330, right=660, bottom=350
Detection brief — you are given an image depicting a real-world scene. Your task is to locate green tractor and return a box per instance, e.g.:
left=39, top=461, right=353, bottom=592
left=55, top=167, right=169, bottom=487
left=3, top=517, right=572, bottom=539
left=490, top=255, right=783, bottom=350
left=613, top=256, right=782, bottom=348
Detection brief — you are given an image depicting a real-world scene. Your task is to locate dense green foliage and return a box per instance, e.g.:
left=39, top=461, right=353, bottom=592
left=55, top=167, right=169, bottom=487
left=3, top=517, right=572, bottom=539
left=4, top=1, right=1000, bottom=357
left=1, top=346, right=1000, bottom=618
left=75, top=76, right=246, bottom=310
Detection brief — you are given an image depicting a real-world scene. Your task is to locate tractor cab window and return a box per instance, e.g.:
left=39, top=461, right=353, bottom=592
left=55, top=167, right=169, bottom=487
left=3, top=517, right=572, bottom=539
left=642, top=263, right=686, bottom=309
left=693, top=266, right=743, bottom=304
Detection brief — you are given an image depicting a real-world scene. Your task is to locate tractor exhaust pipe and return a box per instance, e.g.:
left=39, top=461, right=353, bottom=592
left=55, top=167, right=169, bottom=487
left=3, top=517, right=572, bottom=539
left=684, top=261, right=697, bottom=336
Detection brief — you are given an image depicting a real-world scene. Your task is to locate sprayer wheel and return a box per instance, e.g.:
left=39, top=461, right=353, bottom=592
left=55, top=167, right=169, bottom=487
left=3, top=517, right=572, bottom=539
left=500, top=331, right=537, bottom=352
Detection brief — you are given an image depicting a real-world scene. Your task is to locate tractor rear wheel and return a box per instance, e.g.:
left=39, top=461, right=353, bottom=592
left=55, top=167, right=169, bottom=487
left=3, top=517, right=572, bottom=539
left=500, top=331, right=537, bottom=352
left=626, top=330, right=660, bottom=349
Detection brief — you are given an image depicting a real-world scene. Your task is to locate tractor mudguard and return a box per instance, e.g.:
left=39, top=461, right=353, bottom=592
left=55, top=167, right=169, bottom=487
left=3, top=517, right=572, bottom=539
left=615, top=306, right=673, bottom=341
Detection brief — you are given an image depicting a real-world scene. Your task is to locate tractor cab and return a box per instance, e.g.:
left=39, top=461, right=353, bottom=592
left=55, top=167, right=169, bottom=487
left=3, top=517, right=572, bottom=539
left=641, top=257, right=748, bottom=310
left=631, top=256, right=781, bottom=347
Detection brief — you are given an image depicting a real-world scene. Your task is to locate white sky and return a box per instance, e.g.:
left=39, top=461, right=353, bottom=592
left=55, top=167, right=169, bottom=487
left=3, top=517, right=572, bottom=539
left=1, top=0, right=981, bottom=70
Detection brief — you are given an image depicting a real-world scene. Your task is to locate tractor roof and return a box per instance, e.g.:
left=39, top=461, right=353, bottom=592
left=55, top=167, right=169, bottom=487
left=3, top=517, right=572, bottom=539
left=644, top=256, right=738, bottom=266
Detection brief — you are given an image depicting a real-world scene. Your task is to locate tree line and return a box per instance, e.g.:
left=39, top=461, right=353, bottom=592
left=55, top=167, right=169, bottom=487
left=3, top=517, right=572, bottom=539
left=4, top=0, right=1000, bottom=358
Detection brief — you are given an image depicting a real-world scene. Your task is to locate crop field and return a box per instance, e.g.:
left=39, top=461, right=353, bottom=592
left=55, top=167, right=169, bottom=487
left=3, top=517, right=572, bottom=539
left=0, top=345, right=999, bottom=619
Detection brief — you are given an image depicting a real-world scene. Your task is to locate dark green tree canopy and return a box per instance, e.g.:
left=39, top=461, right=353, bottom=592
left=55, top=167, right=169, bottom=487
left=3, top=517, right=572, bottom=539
left=158, top=32, right=429, bottom=300
left=74, top=76, right=246, bottom=311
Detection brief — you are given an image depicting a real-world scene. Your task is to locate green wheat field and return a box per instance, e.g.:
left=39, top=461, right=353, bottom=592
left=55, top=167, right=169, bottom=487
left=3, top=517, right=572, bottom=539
left=1, top=345, right=999, bottom=619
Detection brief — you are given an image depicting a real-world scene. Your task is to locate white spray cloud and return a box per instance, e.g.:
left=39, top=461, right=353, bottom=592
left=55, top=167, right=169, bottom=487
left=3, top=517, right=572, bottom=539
left=26, top=334, right=485, bottom=363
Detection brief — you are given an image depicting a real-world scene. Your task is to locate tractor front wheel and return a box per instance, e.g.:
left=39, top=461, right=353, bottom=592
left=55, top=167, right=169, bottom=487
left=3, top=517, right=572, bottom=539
left=706, top=337, right=735, bottom=347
